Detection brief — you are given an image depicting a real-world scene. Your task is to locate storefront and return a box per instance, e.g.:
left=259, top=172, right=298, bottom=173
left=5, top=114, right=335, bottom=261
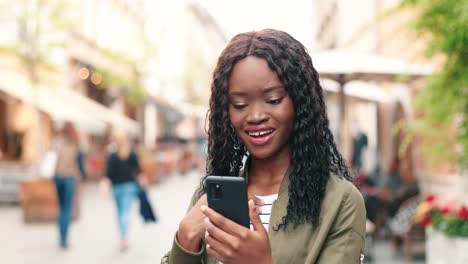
left=0, top=69, right=140, bottom=201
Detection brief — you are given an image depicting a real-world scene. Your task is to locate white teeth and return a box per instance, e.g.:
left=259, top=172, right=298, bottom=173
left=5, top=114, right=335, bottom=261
left=248, top=130, right=273, bottom=137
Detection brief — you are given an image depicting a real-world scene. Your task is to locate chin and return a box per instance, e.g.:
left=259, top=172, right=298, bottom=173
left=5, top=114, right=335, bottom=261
left=245, top=142, right=291, bottom=161
left=246, top=148, right=276, bottom=161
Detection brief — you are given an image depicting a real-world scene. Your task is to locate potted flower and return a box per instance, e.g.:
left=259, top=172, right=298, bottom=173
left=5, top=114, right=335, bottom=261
left=413, top=194, right=468, bottom=264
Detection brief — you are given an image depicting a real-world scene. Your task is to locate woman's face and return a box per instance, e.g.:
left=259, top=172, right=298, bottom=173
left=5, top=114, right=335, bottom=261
left=228, top=56, right=294, bottom=160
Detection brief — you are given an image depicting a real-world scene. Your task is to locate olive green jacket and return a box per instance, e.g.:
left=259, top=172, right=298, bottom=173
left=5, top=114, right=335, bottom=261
left=161, top=173, right=366, bottom=264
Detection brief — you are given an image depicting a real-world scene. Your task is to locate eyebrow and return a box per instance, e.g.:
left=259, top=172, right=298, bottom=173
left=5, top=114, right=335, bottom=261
left=229, top=85, right=285, bottom=97
left=262, top=85, right=284, bottom=93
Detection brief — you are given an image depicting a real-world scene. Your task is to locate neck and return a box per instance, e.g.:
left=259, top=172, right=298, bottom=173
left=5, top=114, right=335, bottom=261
left=118, top=145, right=130, bottom=158
left=248, top=147, right=291, bottom=195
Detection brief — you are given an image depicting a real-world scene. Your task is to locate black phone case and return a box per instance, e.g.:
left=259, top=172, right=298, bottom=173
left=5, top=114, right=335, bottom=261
left=205, top=176, right=249, bottom=228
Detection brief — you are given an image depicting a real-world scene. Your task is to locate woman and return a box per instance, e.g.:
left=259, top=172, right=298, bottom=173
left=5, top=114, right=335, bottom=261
left=105, top=131, right=143, bottom=251
left=162, top=29, right=366, bottom=263
left=53, top=121, right=83, bottom=249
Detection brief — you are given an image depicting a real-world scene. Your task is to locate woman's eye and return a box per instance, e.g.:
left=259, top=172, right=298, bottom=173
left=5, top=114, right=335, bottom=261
left=232, top=104, right=247, bottom=109
left=267, top=97, right=284, bottom=105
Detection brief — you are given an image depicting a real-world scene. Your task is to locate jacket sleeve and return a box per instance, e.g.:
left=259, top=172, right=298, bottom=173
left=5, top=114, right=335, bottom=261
left=316, top=184, right=366, bottom=264
left=161, top=186, right=206, bottom=264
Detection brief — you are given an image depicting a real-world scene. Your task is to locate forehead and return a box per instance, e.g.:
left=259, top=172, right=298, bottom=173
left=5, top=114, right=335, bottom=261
left=228, top=56, right=283, bottom=94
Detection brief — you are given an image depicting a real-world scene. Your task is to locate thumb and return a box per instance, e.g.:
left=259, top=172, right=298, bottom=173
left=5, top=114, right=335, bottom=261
left=249, top=199, right=265, bottom=232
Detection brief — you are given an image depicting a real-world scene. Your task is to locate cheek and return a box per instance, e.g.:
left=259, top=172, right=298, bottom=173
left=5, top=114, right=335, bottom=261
left=228, top=108, right=243, bottom=128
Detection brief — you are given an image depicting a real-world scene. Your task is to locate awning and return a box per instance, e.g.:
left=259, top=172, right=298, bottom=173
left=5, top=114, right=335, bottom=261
left=38, top=87, right=106, bottom=134
left=313, top=50, right=432, bottom=80
left=0, top=71, right=139, bottom=136
left=151, top=96, right=208, bottom=121
left=56, top=88, right=140, bottom=137
left=151, top=96, right=185, bottom=123
left=321, top=79, right=389, bottom=103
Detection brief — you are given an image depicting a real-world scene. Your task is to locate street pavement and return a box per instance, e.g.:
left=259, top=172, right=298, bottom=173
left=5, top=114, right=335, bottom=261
left=0, top=171, right=425, bottom=263
left=0, top=171, right=201, bottom=264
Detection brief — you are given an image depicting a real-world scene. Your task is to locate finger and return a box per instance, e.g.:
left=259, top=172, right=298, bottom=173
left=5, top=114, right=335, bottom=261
left=198, top=194, right=208, bottom=206
left=204, top=230, right=233, bottom=261
left=203, top=217, right=237, bottom=246
left=248, top=193, right=265, bottom=206
left=249, top=199, right=266, bottom=232
left=201, top=205, right=247, bottom=236
left=206, top=242, right=226, bottom=263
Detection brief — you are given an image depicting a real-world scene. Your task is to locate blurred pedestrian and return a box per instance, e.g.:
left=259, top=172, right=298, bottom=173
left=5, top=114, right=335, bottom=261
left=351, top=128, right=368, bottom=174
left=162, top=29, right=365, bottom=263
left=53, top=121, right=84, bottom=249
left=105, top=130, right=146, bottom=251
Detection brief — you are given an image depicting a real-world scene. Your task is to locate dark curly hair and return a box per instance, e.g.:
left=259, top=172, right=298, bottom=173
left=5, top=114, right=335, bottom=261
left=202, top=29, right=352, bottom=229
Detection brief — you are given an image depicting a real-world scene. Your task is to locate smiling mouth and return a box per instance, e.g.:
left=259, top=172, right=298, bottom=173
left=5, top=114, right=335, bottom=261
left=245, top=129, right=276, bottom=146
left=247, top=129, right=274, bottom=137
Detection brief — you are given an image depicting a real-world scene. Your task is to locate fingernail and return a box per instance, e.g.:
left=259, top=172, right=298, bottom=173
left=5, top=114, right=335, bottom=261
left=200, top=205, right=207, bottom=212
left=256, top=206, right=263, bottom=213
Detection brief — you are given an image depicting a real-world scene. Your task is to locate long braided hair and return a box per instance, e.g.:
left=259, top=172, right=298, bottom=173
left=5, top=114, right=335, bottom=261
left=202, top=29, right=352, bottom=229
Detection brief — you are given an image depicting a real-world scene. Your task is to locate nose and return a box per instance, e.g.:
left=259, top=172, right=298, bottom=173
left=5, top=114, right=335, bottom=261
left=246, top=103, right=269, bottom=124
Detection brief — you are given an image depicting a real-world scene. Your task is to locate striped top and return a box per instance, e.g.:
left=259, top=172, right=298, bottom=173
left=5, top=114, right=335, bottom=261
left=251, top=194, right=278, bottom=231
left=217, top=194, right=278, bottom=264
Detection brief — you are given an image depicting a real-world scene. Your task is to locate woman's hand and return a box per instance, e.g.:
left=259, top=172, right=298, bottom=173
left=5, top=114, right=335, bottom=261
left=201, top=199, right=274, bottom=264
left=136, top=175, right=149, bottom=190
left=177, top=193, right=264, bottom=253
left=177, top=194, right=208, bottom=252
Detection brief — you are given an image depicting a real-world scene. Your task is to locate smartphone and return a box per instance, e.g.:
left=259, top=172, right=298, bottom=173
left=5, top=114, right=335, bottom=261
left=205, top=176, right=250, bottom=228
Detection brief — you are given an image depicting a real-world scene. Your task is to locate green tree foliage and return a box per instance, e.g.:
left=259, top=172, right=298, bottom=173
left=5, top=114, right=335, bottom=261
left=400, top=0, right=468, bottom=167
left=0, top=0, right=76, bottom=83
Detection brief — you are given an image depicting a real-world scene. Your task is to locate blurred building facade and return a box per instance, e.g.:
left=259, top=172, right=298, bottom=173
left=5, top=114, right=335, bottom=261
left=314, top=3, right=466, bottom=262
left=314, top=0, right=435, bottom=182
left=0, top=0, right=148, bottom=201
left=0, top=0, right=223, bottom=201
left=1, top=0, right=461, bottom=201
left=65, top=0, right=146, bottom=179
left=143, top=1, right=223, bottom=144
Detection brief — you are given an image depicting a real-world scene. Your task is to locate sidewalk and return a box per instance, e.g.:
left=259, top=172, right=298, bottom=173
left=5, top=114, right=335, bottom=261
left=0, top=171, right=202, bottom=264
left=370, top=239, right=426, bottom=264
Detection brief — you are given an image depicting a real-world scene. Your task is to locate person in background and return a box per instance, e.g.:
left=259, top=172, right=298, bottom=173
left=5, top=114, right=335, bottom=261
left=351, top=129, right=368, bottom=175
left=384, top=158, right=419, bottom=218
left=53, top=121, right=83, bottom=249
left=162, top=29, right=365, bottom=264
left=105, top=130, right=146, bottom=251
